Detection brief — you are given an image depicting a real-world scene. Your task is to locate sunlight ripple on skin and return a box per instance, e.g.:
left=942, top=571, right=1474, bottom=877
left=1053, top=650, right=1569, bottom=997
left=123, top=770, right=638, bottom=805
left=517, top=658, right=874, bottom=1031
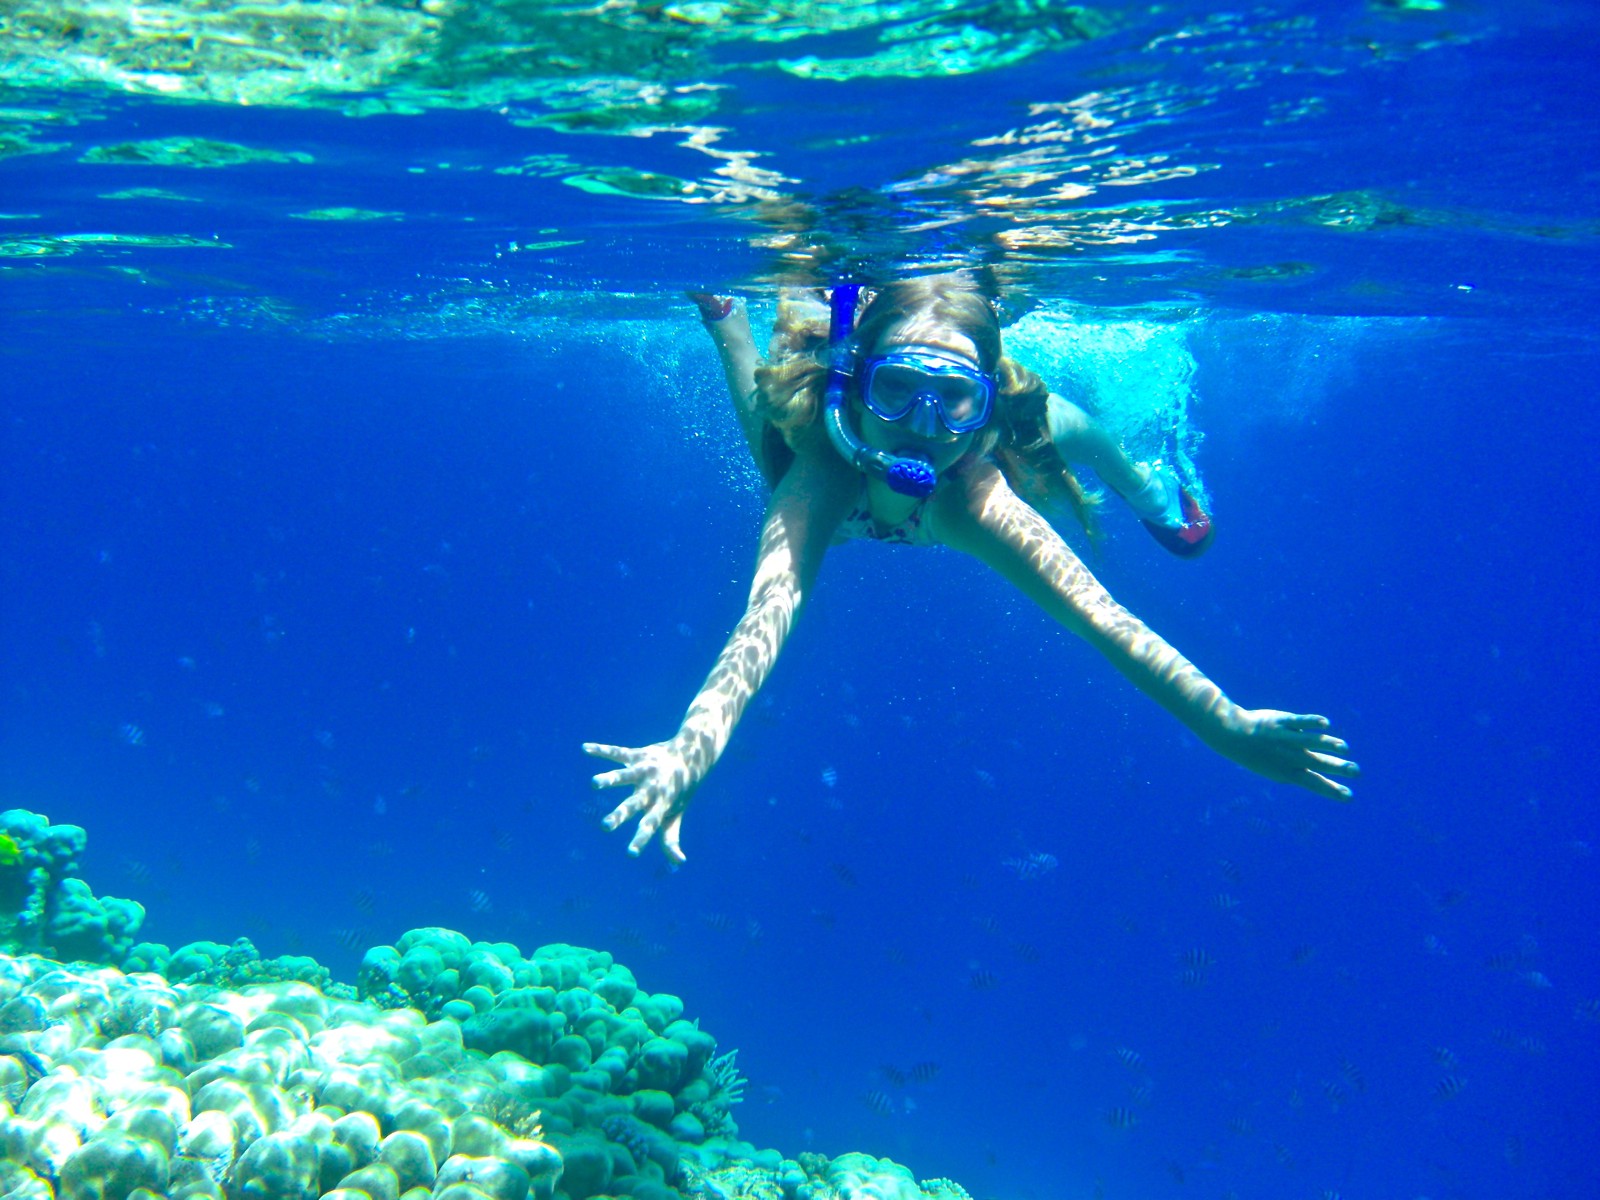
left=585, top=485, right=825, bottom=862
left=936, top=458, right=1357, bottom=799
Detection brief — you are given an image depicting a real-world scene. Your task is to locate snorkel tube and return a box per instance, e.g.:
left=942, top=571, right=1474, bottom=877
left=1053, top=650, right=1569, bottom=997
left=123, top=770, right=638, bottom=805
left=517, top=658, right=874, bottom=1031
left=823, top=285, right=938, bottom=498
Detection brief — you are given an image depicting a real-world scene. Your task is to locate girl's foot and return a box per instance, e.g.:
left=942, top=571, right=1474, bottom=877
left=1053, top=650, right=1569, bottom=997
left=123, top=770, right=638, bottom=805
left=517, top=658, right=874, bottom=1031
left=688, top=293, right=736, bottom=323
left=1126, top=464, right=1215, bottom=558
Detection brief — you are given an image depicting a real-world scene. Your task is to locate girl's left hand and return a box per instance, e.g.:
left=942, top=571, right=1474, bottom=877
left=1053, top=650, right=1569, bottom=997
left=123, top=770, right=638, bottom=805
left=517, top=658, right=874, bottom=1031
left=1205, top=709, right=1359, bottom=801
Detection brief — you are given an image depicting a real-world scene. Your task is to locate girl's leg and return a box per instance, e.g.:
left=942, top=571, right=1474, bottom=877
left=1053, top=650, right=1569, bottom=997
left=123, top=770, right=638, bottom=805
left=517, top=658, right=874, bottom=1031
left=689, top=294, right=766, bottom=468
left=1047, top=394, right=1214, bottom=555
left=1046, top=394, right=1156, bottom=505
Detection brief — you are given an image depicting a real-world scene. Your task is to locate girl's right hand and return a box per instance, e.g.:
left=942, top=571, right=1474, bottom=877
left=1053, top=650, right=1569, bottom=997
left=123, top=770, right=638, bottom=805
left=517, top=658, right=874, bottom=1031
left=582, top=737, right=700, bottom=863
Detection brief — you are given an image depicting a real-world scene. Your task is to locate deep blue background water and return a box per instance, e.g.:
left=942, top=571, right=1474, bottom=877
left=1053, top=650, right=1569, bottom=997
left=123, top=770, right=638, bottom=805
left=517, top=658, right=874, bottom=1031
left=4, top=2, right=1599, bottom=1197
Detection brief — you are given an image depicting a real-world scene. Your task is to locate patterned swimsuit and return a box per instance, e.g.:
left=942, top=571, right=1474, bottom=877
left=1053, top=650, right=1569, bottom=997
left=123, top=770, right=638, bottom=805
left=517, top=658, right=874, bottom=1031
left=832, top=480, right=934, bottom=547
left=760, top=425, right=935, bottom=547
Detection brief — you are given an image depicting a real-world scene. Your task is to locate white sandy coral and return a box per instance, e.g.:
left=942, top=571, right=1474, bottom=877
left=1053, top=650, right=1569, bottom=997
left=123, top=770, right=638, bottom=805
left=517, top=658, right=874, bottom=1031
left=0, top=954, right=562, bottom=1200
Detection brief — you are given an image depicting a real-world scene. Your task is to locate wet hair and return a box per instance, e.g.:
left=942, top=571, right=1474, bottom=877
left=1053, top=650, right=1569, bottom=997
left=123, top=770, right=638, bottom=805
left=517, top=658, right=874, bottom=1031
left=753, top=276, right=1099, bottom=536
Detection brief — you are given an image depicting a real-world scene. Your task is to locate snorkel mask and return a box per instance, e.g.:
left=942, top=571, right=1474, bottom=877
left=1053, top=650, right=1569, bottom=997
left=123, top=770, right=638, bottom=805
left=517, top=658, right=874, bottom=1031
left=859, top=348, right=996, bottom=436
left=832, top=284, right=979, bottom=499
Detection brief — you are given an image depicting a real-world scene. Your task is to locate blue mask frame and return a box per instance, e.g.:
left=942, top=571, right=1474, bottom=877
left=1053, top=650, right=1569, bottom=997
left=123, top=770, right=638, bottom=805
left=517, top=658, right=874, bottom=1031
left=859, top=348, right=996, bottom=435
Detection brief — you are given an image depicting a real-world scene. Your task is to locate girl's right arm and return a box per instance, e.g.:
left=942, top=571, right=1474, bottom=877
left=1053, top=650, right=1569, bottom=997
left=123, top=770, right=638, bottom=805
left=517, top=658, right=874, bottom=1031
left=584, top=440, right=857, bottom=862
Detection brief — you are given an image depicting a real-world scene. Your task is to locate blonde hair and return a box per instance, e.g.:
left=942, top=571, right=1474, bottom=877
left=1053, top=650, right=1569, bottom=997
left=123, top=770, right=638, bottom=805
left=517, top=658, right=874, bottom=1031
left=753, top=278, right=1099, bottom=537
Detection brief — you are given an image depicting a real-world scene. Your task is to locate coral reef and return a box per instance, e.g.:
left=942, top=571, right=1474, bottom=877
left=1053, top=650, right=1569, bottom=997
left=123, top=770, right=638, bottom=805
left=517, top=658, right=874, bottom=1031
left=0, top=811, right=146, bottom=967
left=0, top=954, right=563, bottom=1200
left=0, top=810, right=977, bottom=1200
left=128, top=938, right=350, bottom=998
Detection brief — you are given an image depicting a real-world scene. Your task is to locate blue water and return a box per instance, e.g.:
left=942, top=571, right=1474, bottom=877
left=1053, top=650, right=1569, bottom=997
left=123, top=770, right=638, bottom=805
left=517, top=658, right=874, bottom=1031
left=3, top=2, right=1598, bottom=1197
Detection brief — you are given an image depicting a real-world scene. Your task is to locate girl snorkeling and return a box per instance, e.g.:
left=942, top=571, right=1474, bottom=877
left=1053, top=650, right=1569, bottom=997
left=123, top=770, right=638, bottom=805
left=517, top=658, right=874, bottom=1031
left=584, top=278, right=1357, bottom=863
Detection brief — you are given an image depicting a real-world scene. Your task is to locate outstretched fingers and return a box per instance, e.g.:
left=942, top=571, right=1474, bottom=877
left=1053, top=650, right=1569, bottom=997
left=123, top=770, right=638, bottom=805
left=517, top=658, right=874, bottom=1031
left=602, top=793, right=647, bottom=831
left=660, top=813, right=686, bottom=865
left=1246, top=714, right=1359, bottom=799
left=591, top=763, right=650, bottom=791
left=583, top=742, right=648, bottom=790
left=627, top=805, right=667, bottom=858
left=583, top=741, right=642, bottom=766
left=1304, top=769, right=1354, bottom=803
left=1271, top=717, right=1360, bottom=771
left=1275, top=713, right=1330, bottom=735
left=1307, top=750, right=1360, bottom=777
left=612, top=792, right=685, bottom=861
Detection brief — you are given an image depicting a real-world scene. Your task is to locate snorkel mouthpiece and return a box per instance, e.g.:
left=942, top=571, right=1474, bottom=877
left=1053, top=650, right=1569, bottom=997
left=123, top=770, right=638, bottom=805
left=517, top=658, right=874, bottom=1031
left=823, top=284, right=938, bottom=498
left=886, top=455, right=937, bottom=495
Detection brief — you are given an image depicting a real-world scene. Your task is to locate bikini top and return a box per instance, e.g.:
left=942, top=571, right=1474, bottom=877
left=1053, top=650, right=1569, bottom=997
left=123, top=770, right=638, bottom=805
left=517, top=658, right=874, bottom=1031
left=832, top=479, right=935, bottom=547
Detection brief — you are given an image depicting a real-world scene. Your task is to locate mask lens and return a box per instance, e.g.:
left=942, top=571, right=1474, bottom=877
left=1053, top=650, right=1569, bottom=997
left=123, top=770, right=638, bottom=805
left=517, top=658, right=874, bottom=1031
left=863, top=361, right=929, bottom=420
left=936, top=379, right=983, bottom=429
left=862, top=352, right=993, bottom=433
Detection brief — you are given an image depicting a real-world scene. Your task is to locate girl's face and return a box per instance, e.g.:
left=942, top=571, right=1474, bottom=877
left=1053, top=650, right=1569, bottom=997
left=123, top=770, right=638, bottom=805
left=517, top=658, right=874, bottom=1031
left=854, top=321, right=989, bottom=472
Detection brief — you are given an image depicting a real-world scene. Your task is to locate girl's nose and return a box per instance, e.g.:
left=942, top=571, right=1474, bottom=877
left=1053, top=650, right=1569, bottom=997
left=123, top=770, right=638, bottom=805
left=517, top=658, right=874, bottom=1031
left=907, top=395, right=942, bottom=438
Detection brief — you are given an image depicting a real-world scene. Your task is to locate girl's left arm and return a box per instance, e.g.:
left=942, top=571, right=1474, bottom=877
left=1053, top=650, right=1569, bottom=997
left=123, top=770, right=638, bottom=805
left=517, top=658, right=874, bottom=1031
left=930, top=460, right=1358, bottom=800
